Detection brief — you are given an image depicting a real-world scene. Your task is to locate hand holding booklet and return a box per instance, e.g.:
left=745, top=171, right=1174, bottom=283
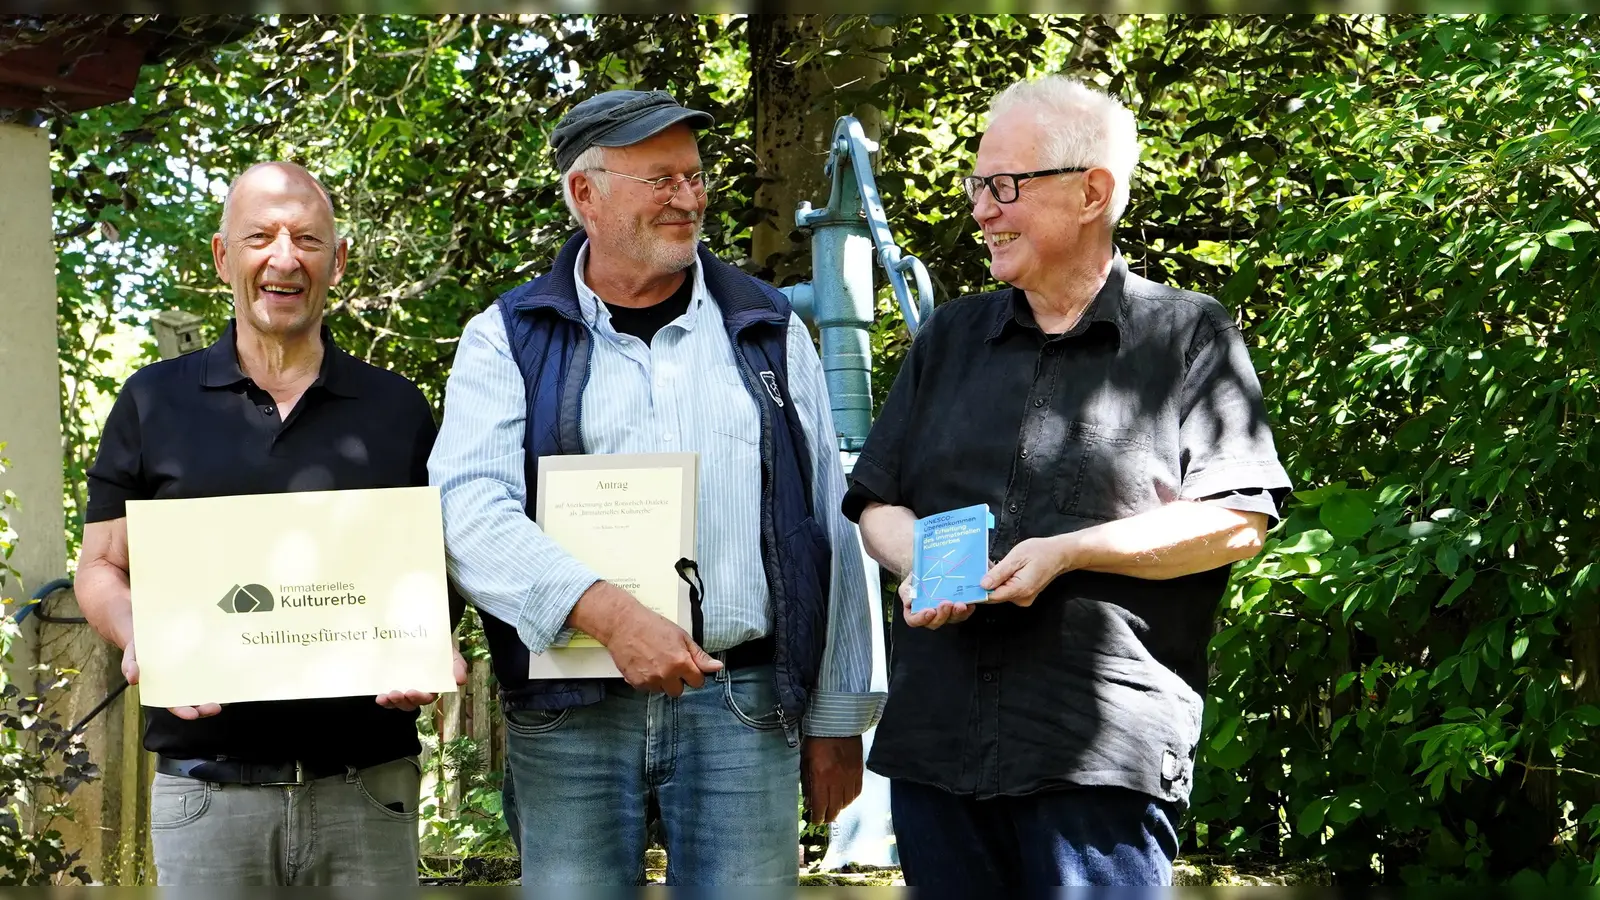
left=910, top=503, right=996, bottom=613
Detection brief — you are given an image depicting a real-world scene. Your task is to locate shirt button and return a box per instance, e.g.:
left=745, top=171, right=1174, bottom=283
left=1033, top=399, right=1044, bottom=408
left=1008, top=503, right=1019, bottom=513
left=662, top=432, right=675, bottom=442
left=263, top=406, right=275, bottom=415
left=1020, top=449, right=1029, bottom=459
left=981, top=672, right=996, bottom=683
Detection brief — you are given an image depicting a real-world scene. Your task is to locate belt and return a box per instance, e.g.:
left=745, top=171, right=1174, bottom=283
left=156, top=756, right=349, bottom=786
left=720, top=635, right=775, bottom=670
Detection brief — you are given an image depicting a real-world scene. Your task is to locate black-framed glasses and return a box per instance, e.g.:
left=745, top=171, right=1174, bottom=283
left=961, top=167, right=1088, bottom=204
left=592, top=168, right=711, bottom=205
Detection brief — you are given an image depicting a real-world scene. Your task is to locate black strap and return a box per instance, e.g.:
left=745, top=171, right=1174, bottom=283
left=675, top=557, right=705, bottom=646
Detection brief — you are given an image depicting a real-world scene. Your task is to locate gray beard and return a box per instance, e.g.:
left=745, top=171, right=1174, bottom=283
left=619, top=216, right=700, bottom=273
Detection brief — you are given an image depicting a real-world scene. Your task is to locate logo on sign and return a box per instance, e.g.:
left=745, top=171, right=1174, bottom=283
left=218, top=584, right=274, bottom=614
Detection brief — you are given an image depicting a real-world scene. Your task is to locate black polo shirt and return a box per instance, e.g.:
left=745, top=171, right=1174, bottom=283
left=843, top=253, right=1291, bottom=805
left=86, top=320, right=446, bottom=769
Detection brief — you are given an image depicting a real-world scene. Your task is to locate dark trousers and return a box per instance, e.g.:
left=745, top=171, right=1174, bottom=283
left=890, top=779, right=1180, bottom=889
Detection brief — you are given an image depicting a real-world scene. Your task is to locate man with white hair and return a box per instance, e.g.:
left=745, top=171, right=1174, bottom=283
left=844, top=76, right=1291, bottom=887
left=429, top=89, right=883, bottom=884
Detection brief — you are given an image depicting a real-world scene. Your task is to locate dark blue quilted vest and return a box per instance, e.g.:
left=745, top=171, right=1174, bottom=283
left=480, top=233, right=832, bottom=726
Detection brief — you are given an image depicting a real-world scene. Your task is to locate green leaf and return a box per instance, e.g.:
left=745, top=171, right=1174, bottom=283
left=1510, top=635, right=1529, bottom=662
left=1436, top=544, right=1460, bottom=576
left=1545, top=231, right=1575, bottom=251
left=1320, top=492, right=1375, bottom=540
left=1276, top=529, right=1336, bottom=555
left=1291, top=482, right=1347, bottom=506
left=1328, top=796, right=1364, bottom=825
left=1441, top=348, right=1464, bottom=382
left=1210, top=713, right=1243, bottom=751
left=1460, top=654, right=1479, bottom=693
left=1439, top=570, right=1476, bottom=607
left=1519, top=241, right=1541, bottom=271
left=1395, top=417, right=1434, bottom=451
left=1297, top=798, right=1331, bottom=837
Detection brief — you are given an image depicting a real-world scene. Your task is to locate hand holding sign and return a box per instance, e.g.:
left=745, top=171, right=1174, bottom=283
left=121, top=639, right=222, bottom=720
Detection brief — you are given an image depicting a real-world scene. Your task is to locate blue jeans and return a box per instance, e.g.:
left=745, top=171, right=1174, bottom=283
left=890, top=779, right=1180, bottom=889
left=503, top=664, right=801, bottom=885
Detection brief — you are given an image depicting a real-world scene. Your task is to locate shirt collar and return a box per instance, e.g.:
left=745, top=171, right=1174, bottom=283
left=986, top=249, right=1129, bottom=348
left=199, top=318, right=358, bottom=398
left=571, top=238, right=708, bottom=339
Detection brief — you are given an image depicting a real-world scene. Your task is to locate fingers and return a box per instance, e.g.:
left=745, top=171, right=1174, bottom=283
left=947, top=603, right=979, bottom=624
left=845, top=767, right=863, bottom=808
left=981, top=551, right=1026, bottom=591
left=169, top=703, right=223, bottom=720
left=452, top=648, right=469, bottom=686
left=375, top=689, right=437, bottom=711
left=690, top=642, right=724, bottom=674
left=988, top=574, right=1039, bottom=606
left=905, top=601, right=969, bottom=630
left=121, top=643, right=140, bottom=685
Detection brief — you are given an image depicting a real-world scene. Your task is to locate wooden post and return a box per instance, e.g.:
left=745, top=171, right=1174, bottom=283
left=0, top=119, right=129, bottom=883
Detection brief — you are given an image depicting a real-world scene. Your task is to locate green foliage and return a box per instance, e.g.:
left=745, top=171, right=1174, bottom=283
left=1194, top=14, right=1600, bottom=884
left=0, top=672, right=98, bottom=886
left=44, top=12, right=1600, bottom=883
left=0, top=447, right=97, bottom=886
left=0, top=446, right=18, bottom=601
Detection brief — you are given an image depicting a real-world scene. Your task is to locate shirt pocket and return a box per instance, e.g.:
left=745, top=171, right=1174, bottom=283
left=1055, top=422, right=1154, bottom=521
left=707, top=365, right=760, bottom=447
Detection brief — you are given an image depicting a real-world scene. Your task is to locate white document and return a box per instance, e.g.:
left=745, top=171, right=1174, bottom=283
left=530, top=452, right=698, bottom=679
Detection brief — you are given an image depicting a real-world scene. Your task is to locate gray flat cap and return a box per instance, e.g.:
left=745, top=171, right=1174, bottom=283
left=551, top=89, right=715, bottom=174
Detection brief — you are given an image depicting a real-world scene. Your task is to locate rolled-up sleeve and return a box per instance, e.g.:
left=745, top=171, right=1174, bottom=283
left=787, top=314, right=886, bottom=737
left=428, top=308, right=601, bottom=653
left=1178, top=319, right=1293, bottom=521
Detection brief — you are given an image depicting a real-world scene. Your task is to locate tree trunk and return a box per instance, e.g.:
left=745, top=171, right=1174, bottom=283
left=748, top=14, right=888, bottom=284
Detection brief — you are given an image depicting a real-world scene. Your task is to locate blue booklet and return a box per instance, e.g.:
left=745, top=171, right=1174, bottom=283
left=911, top=504, right=995, bottom=613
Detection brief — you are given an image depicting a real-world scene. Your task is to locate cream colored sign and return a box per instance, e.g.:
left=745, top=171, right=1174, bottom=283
left=532, top=453, right=698, bottom=679
left=126, top=486, right=456, bottom=707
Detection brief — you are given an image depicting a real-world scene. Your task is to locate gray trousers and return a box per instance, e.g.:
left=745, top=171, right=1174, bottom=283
left=150, top=757, right=421, bottom=885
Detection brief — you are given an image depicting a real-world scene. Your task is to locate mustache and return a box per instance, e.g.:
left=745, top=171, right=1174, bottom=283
left=653, top=210, right=701, bottom=226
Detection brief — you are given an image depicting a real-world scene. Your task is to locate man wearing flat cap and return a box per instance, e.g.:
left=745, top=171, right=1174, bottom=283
left=430, top=89, right=884, bottom=884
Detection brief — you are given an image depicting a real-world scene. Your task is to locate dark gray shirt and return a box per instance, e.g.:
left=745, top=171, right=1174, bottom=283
left=842, top=253, right=1291, bottom=804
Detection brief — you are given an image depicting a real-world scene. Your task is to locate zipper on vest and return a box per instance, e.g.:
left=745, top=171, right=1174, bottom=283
left=730, top=340, right=790, bottom=721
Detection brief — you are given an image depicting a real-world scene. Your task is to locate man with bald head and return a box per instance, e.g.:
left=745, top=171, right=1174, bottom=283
left=76, top=161, right=463, bottom=885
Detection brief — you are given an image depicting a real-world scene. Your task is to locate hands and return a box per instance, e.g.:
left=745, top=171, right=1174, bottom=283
left=982, top=535, right=1074, bottom=607
left=900, top=534, right=1077, bottom=628
left=122, top=639, right=222, bottom=721
left=375, top=643, right=470, bottom=712
left=601, top=603, right=723, bottom=696
left=570, top=582, right=722, bottom=696
left=898, top=573, right=977, bottom=630
left=801, top=735, right=864, bottom=825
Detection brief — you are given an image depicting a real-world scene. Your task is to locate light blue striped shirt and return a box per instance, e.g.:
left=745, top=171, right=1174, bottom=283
left=429, top=241, right=885, bottom=737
